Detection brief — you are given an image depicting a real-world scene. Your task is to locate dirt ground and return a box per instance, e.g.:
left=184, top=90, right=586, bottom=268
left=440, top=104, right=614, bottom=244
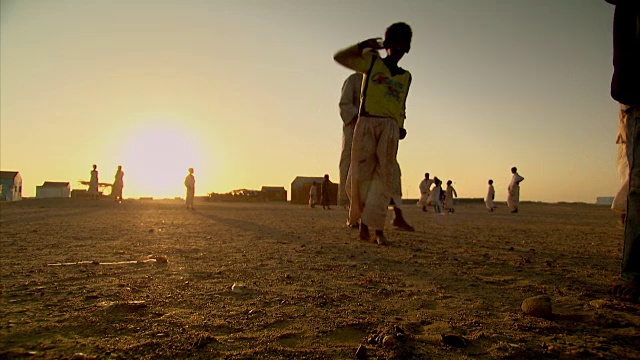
left=1, top=198, right=639, bottom=359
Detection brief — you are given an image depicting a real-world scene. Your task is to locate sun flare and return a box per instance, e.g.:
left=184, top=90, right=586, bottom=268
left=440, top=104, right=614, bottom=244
left=117, top=123, right=202, bottom=199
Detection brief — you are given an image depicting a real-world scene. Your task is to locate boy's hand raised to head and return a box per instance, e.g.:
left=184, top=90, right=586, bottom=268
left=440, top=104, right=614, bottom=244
left=358, top=38, right=384, bottom=51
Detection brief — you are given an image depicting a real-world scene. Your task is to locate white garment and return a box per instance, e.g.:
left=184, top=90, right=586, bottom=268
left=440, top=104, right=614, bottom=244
left=309, top=185, right=318, bottom=206
left=507, top=173, right=524, bottom=211
left=427, top=185, right=441, bottom=206
left=88, top=170, right=99, bottom=195
left=416, top=178, right=433, bottom=207
left=485, top=185, right=496, bottom=209
left=612, top=104, right=629, bottom=214
left=444, top=185, right=457, bottom=209
left=339, top=73, right=363, bottom=206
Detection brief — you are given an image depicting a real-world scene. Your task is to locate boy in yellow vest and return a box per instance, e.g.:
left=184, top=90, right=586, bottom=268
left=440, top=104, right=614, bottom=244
left=334, top=22, right=413, bottom=245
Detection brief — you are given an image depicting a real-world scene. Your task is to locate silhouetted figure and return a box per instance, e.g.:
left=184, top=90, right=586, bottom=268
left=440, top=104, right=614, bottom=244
left=334, top=22, right=414, bottom=245
left=309, top=181, right=318, bottom=208
left=606, top=0, right=640, bottom=303
left=444, top=180, right=457, bottom=213
left=184, top=168, right=195, bottom=210
left=321, top=174, right=332, bottom=210
left=112, top=165, right=124, bottom=203
left=485, top=179, right=497, bottom=212
left=507, top=167, right=524, bottom=213
left=89, top=164, right=99, bottom=199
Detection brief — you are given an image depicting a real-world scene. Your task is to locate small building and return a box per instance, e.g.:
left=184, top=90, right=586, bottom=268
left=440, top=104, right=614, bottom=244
left=260, top=186, right=287, bottom=202
left=290, top=176, right=338, bottom=205
left=36, top=181, right=71, bottom=198
left=0, top=171, right=23, bottom=201
left=596, top=196, right=614, bottom=206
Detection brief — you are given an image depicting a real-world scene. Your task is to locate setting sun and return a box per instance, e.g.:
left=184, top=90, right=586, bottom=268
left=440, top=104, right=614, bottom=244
left=115, top=121, right=203, bottom=199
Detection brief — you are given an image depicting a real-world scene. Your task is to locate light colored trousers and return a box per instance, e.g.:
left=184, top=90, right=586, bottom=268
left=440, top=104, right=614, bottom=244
left=346, top=116, right=399, bottom=229
left=339, top=121, right=356, bottom=206
left=186, top=188, right=194, bottom=208
left=342, top=121, right=404, bottom=210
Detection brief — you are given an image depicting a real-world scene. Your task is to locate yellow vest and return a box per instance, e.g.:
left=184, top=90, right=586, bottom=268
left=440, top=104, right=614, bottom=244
left=360, top=57, right=412, bottom=128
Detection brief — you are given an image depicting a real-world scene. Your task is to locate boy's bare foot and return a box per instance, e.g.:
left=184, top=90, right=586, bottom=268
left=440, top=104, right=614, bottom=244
left=359, top=223, right=370, bottom=241
left=612, top=280, right=640, bottom=302
left=375, top=230, right=388, bottom=245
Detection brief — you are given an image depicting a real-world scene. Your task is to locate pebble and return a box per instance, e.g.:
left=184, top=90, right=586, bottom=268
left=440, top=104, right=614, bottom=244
left=382, top=334, right=396, bottom=347
left=521, top=295, right=552, bottom=317
left=588, top=299, right=607, bottom=309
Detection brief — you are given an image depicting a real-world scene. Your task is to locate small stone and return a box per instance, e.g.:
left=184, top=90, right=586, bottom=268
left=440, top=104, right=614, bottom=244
left=231, top=282, right=246, bottom=293
left=521, top=295, right=552, bottom=317
left=71, top=354, right=87, bottom=360
left=355, top=344, right=367, bottom=359
left=588, top=299, right=607, bottom=309
left=153, top=256, right=169, bottom=263
left=382, top=334, right=396, bottom=347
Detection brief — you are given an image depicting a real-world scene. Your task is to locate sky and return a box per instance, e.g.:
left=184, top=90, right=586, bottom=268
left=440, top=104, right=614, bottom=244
left=0, top=0, right=621, bottom=202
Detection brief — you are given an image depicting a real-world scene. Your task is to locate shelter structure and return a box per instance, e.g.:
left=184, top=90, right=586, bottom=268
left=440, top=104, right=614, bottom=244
left=36, top=182, right=71, bottom=198
left=290, top=176, right=338, bottom=205
left=260, top=186, right=287, bottom=202
left=0, top=171, right=22, bottom=201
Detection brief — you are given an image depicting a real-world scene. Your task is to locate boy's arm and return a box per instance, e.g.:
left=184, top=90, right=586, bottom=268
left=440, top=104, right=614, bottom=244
left=333, top=39, right=380, bottom=73
left=339, top=74, right=361, bottom=125
left=399, top=73, right=412, bottom=130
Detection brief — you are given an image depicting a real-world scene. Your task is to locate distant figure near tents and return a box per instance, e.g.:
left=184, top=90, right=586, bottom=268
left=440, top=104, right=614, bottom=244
left=112, top=165, right=124, bottom=203
left=321, top=174, right=332, bottom=210
left=184, top=168, right=195, bottom=210
left=309, top=181, right=318, bottom=208
left=89, top=164, right=99, bottom=199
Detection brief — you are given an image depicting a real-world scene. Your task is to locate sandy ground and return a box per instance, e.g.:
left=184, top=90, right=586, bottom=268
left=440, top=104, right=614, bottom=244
left=0, top=198, right=639, bottom=359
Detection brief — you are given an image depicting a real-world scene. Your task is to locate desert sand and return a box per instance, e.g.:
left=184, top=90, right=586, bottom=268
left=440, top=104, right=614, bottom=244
left=1, top=198, right=638, bottom=359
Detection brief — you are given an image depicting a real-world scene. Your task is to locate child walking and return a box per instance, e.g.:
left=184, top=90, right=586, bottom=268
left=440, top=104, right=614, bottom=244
left=485, top=179, right=497, bottom=212
left=445, top=180, right=457, bottom=213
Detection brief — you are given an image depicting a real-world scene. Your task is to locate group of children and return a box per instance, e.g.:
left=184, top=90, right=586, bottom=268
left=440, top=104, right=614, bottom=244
left=416, top=169, right=525, bottom=214
left=417, top=174, right=458, bottom=214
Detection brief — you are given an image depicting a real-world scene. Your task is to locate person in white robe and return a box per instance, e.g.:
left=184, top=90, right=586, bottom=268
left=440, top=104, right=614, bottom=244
left=88, top=164, right=99, bottom=199
left=612, top=105, right=629, bottom=226
left=339, top=72, right=363, bottom=207
left=507, top=167, right=524, bottom=213
left=309, top=182, right=318, bottom=208
left=112, top=165, right=124, bottom=203
left=428, top=178, right=443, bottom=213
left=417, top=173, right=433, bottom=212
left=184, top=168, right=196, bottom=210
left=485, top=179, right=497, bottom=211
left=444, top=180, right=457, bottom=213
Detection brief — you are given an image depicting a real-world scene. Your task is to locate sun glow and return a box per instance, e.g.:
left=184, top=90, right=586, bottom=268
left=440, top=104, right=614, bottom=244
left=117, top=122, right=203, bottom=199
